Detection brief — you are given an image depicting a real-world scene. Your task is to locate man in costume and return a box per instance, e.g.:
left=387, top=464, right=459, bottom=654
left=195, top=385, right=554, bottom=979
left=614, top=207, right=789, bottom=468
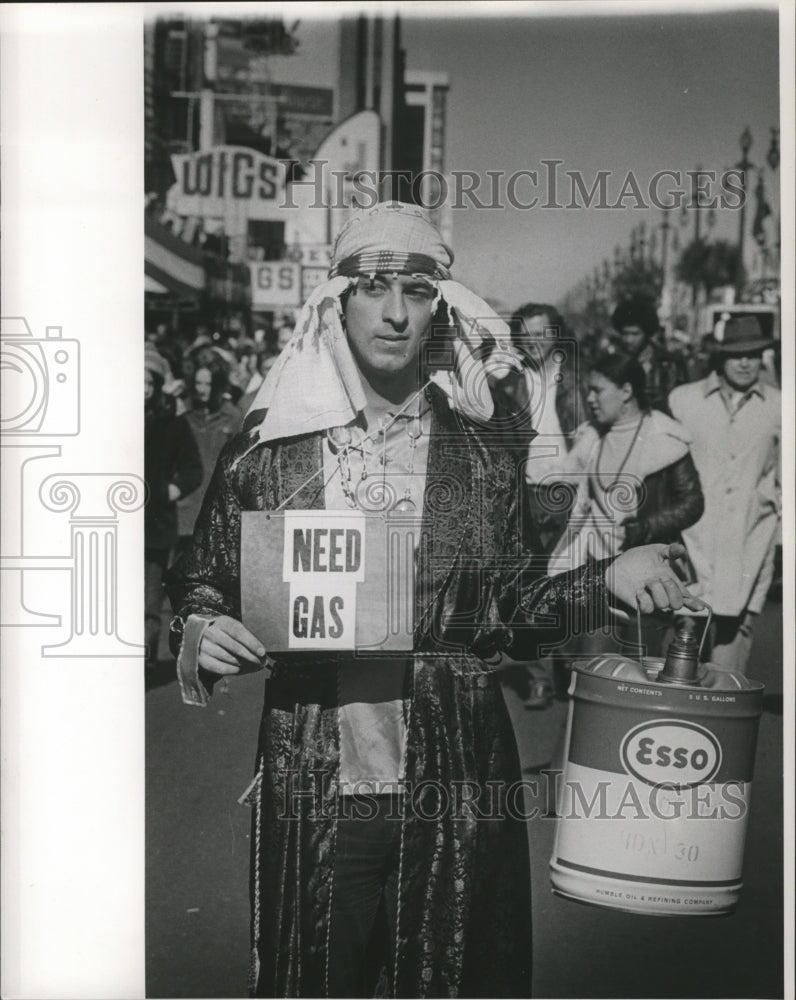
left=166, top=202, right=701, bottom=998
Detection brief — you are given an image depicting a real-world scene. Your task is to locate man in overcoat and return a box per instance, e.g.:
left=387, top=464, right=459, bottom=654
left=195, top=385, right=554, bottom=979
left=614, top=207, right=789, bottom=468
left=669, top=316, right=780, bottom=671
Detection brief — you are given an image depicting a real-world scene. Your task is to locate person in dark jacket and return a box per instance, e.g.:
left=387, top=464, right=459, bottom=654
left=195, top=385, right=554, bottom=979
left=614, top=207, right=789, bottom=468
left=144, top=347, right=202, bottom=667
left=551, top=350, right=704, bottom=657
left=553, top=351, right=703, bottom=559
left=611, top=296, right=688, bottom=412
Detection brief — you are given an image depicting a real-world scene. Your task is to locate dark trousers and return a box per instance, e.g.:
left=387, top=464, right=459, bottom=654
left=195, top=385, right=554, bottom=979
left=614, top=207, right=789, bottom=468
left=327, top=795, right=402, bottom=998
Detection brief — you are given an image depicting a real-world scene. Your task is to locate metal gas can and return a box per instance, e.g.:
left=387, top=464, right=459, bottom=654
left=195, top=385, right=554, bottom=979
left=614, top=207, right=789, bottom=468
left=549, top=612, right=764, bottom=915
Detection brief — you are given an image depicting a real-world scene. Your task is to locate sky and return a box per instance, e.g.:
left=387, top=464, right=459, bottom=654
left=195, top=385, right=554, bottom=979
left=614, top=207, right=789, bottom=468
left=263, top=4, right=781, bottom=310
left=400, top=7, right=781, bottom=309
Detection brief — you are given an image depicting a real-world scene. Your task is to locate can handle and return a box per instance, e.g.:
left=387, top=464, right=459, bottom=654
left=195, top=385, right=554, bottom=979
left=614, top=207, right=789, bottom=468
left=635, top=601, right=713, bottom=664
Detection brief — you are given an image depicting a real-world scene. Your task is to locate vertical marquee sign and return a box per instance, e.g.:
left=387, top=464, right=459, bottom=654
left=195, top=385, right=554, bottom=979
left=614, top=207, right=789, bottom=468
left=241, top=510, right=416, bottom=653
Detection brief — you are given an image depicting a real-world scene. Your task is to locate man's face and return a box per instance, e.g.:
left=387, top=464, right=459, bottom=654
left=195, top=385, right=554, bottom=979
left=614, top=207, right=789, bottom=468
left=144, top=369, right=155, bottom=402
left=619, top=324, right=649, bottom=358
left=517, top=313, right=556, bottom=362
left=344, top=274, right=435, bottom=379
left=721, top=352, right=763, bottom=392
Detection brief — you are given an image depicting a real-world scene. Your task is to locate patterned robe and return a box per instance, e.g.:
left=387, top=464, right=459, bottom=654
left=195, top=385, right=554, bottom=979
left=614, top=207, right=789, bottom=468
left=166, top=384, right=607, bottom=998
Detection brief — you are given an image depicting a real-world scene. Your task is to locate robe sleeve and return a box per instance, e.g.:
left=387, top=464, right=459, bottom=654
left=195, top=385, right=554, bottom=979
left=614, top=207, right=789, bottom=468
left=495, top=450, right=612, bottom=660
left=164, top=436, right=253, bottom=703
left=499, top=557, right=612, bottom=661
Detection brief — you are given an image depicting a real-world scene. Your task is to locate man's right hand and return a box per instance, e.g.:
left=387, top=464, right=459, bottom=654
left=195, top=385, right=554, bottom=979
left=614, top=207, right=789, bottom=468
left=198, top=615, right=267, bottom=675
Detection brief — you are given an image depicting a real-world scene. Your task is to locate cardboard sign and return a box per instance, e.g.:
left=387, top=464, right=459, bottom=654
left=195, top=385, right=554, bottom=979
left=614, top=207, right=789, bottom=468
left=241, top=510, right=416, bottom=653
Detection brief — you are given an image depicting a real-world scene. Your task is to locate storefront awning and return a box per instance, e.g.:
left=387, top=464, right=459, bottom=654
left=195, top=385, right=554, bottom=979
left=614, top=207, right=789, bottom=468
left=145, top=214, right=206, bottom=301
left=145, top=274, right=169, bottom=294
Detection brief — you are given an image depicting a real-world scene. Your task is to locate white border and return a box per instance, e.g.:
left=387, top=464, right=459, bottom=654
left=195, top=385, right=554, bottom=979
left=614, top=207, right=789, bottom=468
left=1, top=3, right=792, bottom=998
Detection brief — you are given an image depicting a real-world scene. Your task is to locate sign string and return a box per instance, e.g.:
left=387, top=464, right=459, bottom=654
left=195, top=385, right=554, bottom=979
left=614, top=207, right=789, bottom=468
left=272, top=377, right=435, bottom=513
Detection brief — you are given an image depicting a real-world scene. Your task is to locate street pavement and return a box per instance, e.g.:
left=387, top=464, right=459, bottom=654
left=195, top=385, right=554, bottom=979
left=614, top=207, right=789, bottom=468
left=146, top=600, right=785, bottom=998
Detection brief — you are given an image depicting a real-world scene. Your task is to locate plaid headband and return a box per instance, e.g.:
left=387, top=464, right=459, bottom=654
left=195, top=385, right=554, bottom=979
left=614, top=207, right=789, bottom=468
left=329, top=250, right=452, bottom=281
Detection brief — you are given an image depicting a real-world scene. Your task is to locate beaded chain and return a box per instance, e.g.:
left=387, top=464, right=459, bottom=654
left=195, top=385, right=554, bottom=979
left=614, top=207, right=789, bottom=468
left=327, top=382, right=430, bottom=513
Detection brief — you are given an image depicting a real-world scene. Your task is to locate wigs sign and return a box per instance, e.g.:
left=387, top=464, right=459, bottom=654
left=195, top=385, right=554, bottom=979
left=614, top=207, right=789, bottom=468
left=241, top=511, right=415, bottom=653
left=167, top=146, right=288, bottom=221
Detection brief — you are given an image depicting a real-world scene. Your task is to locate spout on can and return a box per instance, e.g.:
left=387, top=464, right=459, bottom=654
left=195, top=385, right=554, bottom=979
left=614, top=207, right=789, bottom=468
left=659, top=618, right=700, bottom=685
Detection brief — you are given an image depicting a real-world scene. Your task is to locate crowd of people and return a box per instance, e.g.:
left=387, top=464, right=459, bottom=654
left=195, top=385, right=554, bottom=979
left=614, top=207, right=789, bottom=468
left=143, top=321, right=291, bottom=666
left=145, top=201, right=780, bottom=997
left=145, top=287, right=781, bottom=681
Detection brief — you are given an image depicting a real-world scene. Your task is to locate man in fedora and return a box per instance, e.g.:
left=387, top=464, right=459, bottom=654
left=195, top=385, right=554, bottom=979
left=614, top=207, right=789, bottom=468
left=669, top=316, right=781, bottom=671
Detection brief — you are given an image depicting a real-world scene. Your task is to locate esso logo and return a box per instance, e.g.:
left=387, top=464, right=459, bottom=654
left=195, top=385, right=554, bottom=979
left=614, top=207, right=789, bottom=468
left=620, top=720, right=722, bottom=788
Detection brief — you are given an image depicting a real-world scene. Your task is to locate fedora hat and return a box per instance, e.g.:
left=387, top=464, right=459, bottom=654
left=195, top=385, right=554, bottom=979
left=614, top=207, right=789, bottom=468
left=707, top=315, right=774, bottom=354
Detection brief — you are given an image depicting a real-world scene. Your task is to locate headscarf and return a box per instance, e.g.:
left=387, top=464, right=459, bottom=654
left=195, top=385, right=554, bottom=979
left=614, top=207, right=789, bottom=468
left=242, top=201, right=522, bottom=449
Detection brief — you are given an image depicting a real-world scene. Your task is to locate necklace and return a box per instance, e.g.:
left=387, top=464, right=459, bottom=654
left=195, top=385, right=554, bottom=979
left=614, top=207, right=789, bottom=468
left=594, top=413, right=646, bottom=493
left=328, top=384, right=429, bottom=512
left=395, top=412, right=423, bottom=512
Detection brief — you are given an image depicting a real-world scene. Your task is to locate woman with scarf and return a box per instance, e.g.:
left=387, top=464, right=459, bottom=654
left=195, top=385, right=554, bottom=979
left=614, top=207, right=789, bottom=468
left=166, top=204, right=701, bottom=998
left=550, top=351, right=704, bottom=657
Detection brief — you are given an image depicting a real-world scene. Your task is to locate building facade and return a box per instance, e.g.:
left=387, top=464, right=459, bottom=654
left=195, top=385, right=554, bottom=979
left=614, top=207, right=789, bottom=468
left=145, top=14, right=450, bottom=331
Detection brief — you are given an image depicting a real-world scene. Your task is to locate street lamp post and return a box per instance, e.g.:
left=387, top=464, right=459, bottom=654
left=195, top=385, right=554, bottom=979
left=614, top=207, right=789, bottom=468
left=660, top=207, right=671, bottom=276
left=693, top=163, right=702, bottom=246
left=765, top=127, right=780, bottom=282
left=735, top=126, right=753, bottom=298
left=686, top=162, right=708, bottom=308
left=766, top=127, right=779, bottom=170
left=659, top=206, right=672, bottom=326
